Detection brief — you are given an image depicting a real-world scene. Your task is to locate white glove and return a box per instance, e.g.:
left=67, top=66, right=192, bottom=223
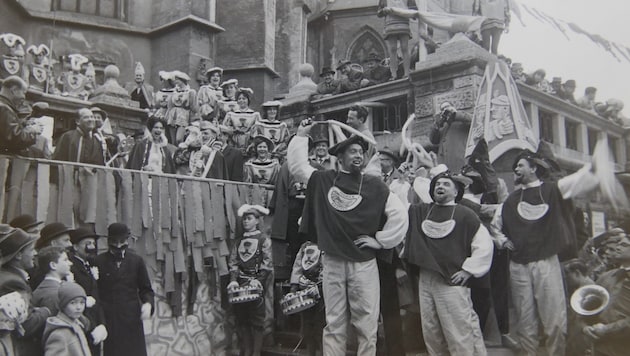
left=227, top=281, right=239, bottom=291
left=86, top=296, right=96, bottom=308
left=90, top=324, right=108, bottom=344
left=140, top=303, right=152, bottom=320
left=250, top=279, right=263, bottom=290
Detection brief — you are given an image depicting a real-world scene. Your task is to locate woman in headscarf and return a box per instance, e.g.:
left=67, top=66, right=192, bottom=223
left=126, top=116, right=176, bottom=174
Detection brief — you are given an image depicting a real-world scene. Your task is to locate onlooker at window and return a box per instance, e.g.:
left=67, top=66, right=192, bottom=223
left=577, top=86, right=597, bottom=111
left=314, top=67, right=340, bottom=98
left=334, top=60, right=367, bottom=94
left=594, top=99, right=625, bottom=125
left=363, top=51, right=391, bottom=86
left=550, top=77, right=564, bottom=97
left=473, top=0, right=510, bottom=55
left=560, top=79, right=577, bottom=104
left=510, top=63, right=526, bottom=82
left=525, top=69, right=552, bottom=93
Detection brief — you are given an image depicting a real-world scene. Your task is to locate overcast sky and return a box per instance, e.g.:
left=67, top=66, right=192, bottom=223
left=500, top=0, right=629, bottom=115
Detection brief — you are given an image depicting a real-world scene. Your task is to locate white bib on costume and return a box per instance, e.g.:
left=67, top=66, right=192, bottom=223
left=517, top=187, right=549, bottom=221
left=327, top=173, right=364, bottom=212
left=421, top=205, right=457, bottom=239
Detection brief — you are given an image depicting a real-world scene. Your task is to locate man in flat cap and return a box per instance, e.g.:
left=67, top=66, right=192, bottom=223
left=94, top=223, right=154, bottom=356
left=403, top=171, right=493, bottom=355
left=288, top=120, right=408, bottom=355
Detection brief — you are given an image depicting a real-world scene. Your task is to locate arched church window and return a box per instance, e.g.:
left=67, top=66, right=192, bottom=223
left=346, top=27, right=387, bottom=66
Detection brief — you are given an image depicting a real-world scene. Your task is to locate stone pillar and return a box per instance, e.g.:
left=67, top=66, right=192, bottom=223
left=215, top=0, right=279, bottom=108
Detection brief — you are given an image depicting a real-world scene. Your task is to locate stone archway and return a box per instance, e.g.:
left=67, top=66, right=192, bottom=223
left=346, top=26, right=387, bottom=66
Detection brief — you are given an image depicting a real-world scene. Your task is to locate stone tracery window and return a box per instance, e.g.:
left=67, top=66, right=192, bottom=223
left=346, top=27, right=387, bottom=66
left=52, top=0, right=127, bottom=20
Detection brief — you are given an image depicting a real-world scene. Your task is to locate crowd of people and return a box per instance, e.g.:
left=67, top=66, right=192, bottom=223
left=503, top=58, right=627, bottom=125
left=0, top=218, right=153, bottom=356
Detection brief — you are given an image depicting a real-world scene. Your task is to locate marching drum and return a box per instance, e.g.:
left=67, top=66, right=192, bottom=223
left=280, top=286, right=320, bottom=315
left=228, top=283, right=263, bottom=304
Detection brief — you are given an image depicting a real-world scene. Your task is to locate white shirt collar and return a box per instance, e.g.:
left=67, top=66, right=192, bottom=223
left=522, top=179, right=543, bottom=189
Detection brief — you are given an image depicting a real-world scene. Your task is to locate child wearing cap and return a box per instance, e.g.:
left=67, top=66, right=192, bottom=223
left=227, top=204, right=273, bottom=356
left=42, top=282, right=92, bottom=356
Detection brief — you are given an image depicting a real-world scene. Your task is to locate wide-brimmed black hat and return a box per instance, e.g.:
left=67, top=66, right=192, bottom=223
left=37, top=222, right=72, bottom=249
left=69, top=227, right=100, bottom=245
left=429, top=172, right=472, bottom=203
left=107, top=223, right=131, bottom=243
left=319, top=66, right=335, bottom=77
left=0, top=228, right=37, bottom=266
left=328, top=135, right=368, bottom=156
left=9, top=214, right=43, bottom=231
left=378, top=146, right=399, bottom=164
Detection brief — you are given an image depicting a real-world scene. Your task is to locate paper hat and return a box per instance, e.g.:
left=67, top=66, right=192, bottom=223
left=134, top=62, right=145, bottom=75
left=237, top=204, right=270, bottom=217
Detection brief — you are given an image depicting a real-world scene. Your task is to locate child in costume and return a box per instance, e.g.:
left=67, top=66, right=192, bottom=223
left=227, top=204, right=273, bottom=356
left=288, top=241, right=324, bottom=356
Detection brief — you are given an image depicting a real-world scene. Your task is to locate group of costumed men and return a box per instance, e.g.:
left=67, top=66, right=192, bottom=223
left=231, top=99, right=621, bottom=356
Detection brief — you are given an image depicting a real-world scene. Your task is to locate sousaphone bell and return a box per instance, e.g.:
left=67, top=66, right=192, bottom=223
left=570, top=284, right=610, bottom=316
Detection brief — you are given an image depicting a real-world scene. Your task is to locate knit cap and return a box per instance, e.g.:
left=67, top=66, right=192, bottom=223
left=57, top=282, right=87, bottom=310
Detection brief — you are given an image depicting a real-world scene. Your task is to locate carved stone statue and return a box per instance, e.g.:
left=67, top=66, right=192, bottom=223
left=91, top=64, right=131, bottom=99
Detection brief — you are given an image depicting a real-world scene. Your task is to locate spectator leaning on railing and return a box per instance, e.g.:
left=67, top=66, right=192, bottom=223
left=0, top=76, right=42, bottom=155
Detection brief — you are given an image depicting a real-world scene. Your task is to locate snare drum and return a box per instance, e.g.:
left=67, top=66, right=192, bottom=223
left=228, top=283, right=263, bottom=304
left=280, top=286, right=320, bottom=315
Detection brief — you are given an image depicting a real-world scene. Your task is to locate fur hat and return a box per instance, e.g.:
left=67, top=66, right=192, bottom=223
left=57, top=282, right=87, bottom=311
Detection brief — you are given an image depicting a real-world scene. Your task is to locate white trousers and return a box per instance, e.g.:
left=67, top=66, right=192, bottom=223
left=510, top=254, right=567, bottom=356
left=322, top=254, right=380, bottom=356
left=418, top=269, right=487, bottom=356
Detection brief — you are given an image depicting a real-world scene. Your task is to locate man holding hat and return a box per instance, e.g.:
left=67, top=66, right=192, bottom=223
left=403, top=171, right=493, bottom=355
left=315, top=66, right=339, bottom=97
left=288, top=121, right=408, bottom=355
left=0, top=227, right=52, bottom=356
left=69, top=227, right=108, bottom=354
left=334, top=59, right=368, bottom=94
left=491, top=149, right=602, bottom=355
left=94, top=222, right=154, bottom=356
